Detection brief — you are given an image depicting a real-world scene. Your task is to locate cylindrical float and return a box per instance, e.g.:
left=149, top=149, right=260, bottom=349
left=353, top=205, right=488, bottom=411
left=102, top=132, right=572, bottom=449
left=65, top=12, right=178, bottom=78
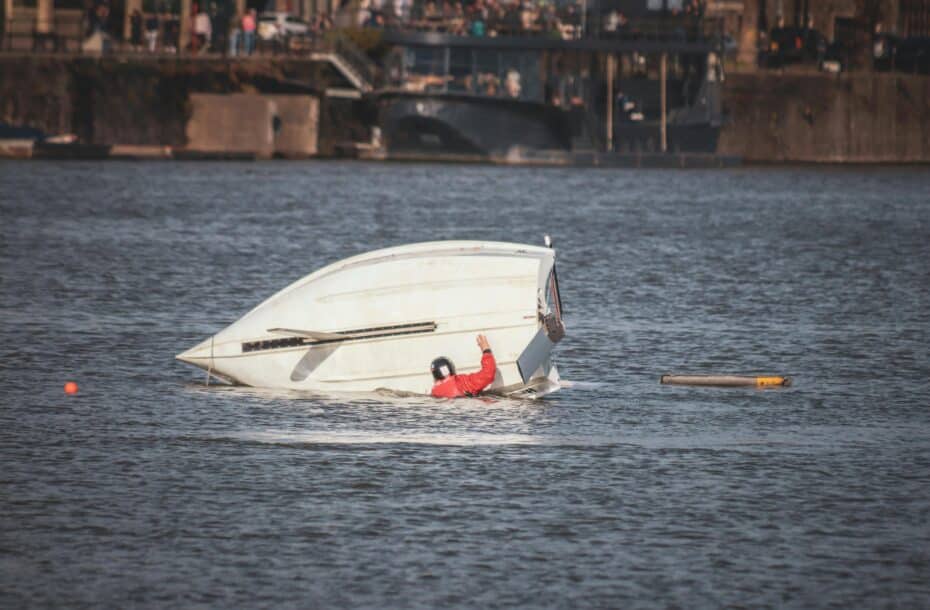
left=660, top=375, right=791, bottom=387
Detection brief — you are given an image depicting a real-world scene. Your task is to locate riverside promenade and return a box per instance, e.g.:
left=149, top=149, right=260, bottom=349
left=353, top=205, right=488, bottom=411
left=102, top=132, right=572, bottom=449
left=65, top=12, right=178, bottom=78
left=3, top=1, right=930, bottom=164
left=4, top=52, right=928, bottom=164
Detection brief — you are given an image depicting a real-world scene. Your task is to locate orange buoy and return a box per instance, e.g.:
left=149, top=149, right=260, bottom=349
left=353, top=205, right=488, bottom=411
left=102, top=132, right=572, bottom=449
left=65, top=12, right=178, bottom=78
left=64, top=381, right=79, bottom=395
left=755, top=376, right=789, bottom=387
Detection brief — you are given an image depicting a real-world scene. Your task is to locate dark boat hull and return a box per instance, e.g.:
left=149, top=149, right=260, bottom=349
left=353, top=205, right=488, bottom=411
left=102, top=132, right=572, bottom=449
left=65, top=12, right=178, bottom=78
left=613, top=122, right=720, bottom=154
left=377, top=92, right=721, bottom=159
left=377, top=92, right=574, bottom=157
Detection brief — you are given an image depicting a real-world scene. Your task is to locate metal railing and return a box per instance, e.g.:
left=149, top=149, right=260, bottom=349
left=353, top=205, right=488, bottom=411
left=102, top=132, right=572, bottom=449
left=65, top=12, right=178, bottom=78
left=3, top=11, right=85, bottom=52
left=328, top=33, right=379, bottom=89
left=377, top=13, right=721, bottom=44
left=2, top=10, right=727, bottom=53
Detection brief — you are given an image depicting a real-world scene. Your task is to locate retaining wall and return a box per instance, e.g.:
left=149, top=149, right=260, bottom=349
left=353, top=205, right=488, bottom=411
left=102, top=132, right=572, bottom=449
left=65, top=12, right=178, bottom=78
left=3, top=57, right=929, bottom=162
left=719, top=70, right=930, bottom=163
left=0, top=56, right=354, bottom=154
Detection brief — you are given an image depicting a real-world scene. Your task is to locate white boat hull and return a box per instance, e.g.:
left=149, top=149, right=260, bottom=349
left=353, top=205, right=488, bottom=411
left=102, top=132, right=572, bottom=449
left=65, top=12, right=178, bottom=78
left=177, top=241, right=565, bottom=396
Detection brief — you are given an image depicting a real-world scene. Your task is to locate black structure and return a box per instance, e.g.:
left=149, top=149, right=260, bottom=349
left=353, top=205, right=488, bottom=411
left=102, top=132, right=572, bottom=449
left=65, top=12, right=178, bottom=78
left=374, top=26, right=725, bottom=160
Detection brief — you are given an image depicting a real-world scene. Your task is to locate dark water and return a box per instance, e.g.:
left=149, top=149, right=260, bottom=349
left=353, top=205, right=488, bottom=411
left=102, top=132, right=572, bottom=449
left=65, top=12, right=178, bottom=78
left=2, top=161, right=929, bottom=608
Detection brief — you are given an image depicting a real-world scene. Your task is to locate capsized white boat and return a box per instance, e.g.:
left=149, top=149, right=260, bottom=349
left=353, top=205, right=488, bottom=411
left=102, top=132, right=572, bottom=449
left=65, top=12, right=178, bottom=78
left=176, top=240, right=566, bottom=396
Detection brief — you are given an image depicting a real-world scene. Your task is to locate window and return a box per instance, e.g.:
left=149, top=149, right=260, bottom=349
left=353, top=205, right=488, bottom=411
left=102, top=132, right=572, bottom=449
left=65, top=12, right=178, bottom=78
left=647, top=0, right=683, bottom=10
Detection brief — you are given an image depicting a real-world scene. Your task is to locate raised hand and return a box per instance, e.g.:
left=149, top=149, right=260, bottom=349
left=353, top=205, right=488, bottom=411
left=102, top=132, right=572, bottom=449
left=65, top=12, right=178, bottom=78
left=477, top=334, right=491, bottom=352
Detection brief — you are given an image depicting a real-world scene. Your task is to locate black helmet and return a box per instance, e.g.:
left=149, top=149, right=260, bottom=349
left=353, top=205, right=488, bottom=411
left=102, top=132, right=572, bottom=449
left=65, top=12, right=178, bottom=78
left=430, top=357, right=456, bottom=381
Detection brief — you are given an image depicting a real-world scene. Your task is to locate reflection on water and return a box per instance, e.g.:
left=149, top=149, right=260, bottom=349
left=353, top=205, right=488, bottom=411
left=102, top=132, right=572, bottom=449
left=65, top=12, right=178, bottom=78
left=224, top=430, right=543, bottom=446
left=2, top=161, right=930, bottom=608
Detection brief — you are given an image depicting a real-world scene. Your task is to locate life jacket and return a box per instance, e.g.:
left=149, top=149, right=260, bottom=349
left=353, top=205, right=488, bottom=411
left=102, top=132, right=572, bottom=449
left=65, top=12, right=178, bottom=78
left=431, top=350, right=496, bottom=398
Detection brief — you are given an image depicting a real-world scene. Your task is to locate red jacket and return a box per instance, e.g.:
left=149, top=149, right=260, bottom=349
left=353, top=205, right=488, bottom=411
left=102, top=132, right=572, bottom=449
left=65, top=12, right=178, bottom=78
left=431, top=350, right=497, bottom=398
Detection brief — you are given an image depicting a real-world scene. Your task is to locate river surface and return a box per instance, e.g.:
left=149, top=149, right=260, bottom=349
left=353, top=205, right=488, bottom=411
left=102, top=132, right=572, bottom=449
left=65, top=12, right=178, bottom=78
left=1, top=161, right=929, bottom=608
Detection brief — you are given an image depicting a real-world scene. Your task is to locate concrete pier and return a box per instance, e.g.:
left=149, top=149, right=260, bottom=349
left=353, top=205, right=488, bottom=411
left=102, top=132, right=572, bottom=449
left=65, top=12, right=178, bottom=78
left=718, top=69, right=930, bottom=163
left=186, top=94, right=319, bottom=159
left=0, top=56, right=362, bottom=156
left=1, top=56, right=929, bottom=163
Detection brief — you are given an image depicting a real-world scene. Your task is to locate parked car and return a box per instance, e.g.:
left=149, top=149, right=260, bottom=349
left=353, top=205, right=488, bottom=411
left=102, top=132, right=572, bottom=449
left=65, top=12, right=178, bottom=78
left=894, top=36, right=930, bottom=74
left=820, top=38, right=857, bottom=72
left=871, top=32, right=900, bottom=70
left=762, top=27, right=828, bottom=68
left=257, top=12, right=311, bottom=42
left=719, top=34, right=738, bottom=59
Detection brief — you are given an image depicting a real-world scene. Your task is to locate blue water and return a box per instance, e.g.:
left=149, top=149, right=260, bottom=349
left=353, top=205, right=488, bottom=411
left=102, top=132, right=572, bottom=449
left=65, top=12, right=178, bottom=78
left=1, top=161, right=929, bottom=607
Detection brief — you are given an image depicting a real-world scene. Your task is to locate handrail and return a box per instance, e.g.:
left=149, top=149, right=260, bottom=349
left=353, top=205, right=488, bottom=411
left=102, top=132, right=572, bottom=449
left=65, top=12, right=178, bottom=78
left=329, top=33, right=379, bottom=88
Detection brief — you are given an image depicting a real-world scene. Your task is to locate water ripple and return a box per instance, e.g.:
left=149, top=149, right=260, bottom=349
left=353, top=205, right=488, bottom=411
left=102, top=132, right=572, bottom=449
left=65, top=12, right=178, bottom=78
left=2, top=161, right=930, bottom=608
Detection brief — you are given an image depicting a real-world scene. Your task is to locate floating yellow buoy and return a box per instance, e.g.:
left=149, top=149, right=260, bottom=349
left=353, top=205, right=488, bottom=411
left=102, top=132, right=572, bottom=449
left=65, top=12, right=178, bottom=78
left=754, top=376, right=789, bottom=387
left=660, top=375, right=791, bottom=388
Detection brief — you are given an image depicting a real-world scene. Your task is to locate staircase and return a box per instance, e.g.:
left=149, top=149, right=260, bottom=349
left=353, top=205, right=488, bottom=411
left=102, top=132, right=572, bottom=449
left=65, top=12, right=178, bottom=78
left=311, top=34, right=378, bottom=97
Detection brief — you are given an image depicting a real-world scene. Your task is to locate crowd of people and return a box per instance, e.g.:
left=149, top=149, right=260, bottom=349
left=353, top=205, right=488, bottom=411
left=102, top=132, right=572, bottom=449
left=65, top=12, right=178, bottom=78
left=359, top=0, right=587, bottom=39
left=73, top=0, right=708, bottom=56
left=124, top=4, right=259, bottom=55
left=77, top=0, right=334, bottom=56
left=359, top=0, right=707, bottom=40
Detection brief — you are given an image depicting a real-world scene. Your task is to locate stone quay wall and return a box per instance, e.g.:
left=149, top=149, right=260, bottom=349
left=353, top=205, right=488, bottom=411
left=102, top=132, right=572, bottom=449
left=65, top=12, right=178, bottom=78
left=0, top=56, right=365, bottom=155
left=2, top=56, right=929, bottom=162
left=719, top=70, right=930, bottom=163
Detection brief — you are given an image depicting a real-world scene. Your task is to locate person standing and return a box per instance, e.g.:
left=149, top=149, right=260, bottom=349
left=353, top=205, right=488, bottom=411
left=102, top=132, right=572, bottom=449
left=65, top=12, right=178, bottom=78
left=211, top=4, right=227, bottom=54
left=227, top=10, right=241, bottom=56
left=189, top=2, right=201, bottom=53
left=241, top=9, right=257, bottom=56
left=164, top=13, right=180, bottom=54
left=193, top=8, right=212, bottom=54
left=430, top=334, right=497, bottom=398
left=130, top=9, right=144, bottom=50
left=94, top=2, right=110, bottom=35
left=144, top=11, right=160, bottom=52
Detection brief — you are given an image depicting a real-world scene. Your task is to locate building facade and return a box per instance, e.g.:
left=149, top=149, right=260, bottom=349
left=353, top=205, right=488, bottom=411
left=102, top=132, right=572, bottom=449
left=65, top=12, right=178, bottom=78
left=729, top=0, right=930, bottom=66
left=752, top=0, right=929, bottom=38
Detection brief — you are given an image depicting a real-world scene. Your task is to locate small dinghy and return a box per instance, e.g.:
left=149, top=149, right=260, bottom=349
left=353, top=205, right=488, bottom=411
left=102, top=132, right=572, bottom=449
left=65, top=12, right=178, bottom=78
left=177, top=240, right=566, bottom=397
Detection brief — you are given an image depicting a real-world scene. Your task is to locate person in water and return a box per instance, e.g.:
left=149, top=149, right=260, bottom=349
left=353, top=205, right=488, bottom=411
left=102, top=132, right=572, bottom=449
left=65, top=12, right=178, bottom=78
left=430, top=334, right=496, bottom=398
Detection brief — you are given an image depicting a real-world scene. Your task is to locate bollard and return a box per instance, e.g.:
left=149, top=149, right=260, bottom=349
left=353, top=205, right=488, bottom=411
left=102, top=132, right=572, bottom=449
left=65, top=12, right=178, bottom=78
left=660, top=375, right=791, bottom=388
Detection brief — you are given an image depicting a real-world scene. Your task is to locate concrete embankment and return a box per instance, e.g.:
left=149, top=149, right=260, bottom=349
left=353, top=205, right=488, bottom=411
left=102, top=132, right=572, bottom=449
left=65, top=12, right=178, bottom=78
left=2, top=57, right=929, bottom=163
left=719, top=70, right=930, bottom=163
left=0, top=55, right=371, bottom=157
